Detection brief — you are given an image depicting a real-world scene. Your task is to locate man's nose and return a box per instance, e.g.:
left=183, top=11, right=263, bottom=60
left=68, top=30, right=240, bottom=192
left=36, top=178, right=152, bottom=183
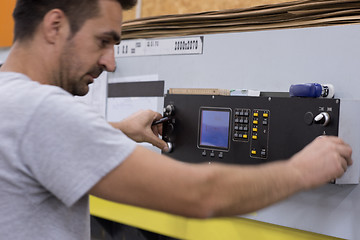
left=99, top=47, right=116, bottom=72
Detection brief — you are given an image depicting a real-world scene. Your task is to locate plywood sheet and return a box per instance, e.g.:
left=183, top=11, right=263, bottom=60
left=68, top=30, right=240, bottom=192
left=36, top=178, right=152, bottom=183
left=123, top=5, right=137, bottom=22
left=141, top=0, right=292, bottom=18
left=121, top=0, right=360, bottom=39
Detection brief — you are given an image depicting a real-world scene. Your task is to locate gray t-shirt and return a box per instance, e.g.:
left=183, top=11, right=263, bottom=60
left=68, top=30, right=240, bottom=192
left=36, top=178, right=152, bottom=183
left=0, top=72, right=136, bottom=239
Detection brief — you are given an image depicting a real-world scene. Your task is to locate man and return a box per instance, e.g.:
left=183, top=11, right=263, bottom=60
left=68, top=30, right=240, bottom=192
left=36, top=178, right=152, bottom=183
left=0, top=0, right=352, bottom=239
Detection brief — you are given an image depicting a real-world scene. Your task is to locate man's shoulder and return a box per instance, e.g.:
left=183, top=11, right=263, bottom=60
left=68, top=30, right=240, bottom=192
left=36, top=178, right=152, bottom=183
left=0, top=72, right=69, bottom=96
left=0, top=71, right=85, bottom=121
left=0, top=71, right=75, bottom=111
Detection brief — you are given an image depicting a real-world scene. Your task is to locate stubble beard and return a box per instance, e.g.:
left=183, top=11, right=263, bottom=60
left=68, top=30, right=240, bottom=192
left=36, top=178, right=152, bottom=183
left=58, top=42, right=90, bottom=96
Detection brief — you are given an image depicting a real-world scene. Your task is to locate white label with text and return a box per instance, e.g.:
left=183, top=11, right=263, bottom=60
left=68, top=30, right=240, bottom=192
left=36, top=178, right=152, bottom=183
left=115, top=37, right=203, bottom=57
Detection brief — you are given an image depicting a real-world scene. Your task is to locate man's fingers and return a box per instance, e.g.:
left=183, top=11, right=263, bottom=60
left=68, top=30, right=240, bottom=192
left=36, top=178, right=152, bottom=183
left=147, top=133, right=168, bottom=151
left=340, top=158, right=348, bottom=173
left=152, top=124, right=163, bottom=136
left=319, top=136, right=353, bottom=167
left=337, top=143, right=353, bottom=166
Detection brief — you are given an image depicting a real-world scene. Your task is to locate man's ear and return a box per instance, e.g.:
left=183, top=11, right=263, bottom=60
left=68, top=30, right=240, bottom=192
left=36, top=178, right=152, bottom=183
left=41, top=9, right=69, bottom=44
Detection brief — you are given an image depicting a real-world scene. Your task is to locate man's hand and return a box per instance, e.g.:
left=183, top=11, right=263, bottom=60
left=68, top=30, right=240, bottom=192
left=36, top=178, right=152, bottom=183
left=288, top=136, right=353, bottom=189
left=110, top=110, right=169, bottom=151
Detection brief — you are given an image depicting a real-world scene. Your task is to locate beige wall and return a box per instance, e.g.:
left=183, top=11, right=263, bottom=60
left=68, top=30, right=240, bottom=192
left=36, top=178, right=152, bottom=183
left=123, top=0, right=293, bottom=21
left=0, top=0, right=16, bottom=47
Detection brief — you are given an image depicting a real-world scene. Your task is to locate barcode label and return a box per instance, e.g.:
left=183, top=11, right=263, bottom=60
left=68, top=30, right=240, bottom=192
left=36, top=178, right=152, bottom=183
left=115, top=36, right=203, bottom=57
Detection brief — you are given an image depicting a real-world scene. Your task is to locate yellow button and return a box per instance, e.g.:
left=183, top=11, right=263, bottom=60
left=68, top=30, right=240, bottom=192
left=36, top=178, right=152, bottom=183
left=243, top=134, right=248, bottom=139
left=253, top=112, right=259, bottom=117
left=251, top=150, right=256, bottom=155
left=252, top=135, right=257, bottom=140
left=253, top=127, right=258, bottom=132
left=263, top=113, right=269, bottom=117
left=253, top=120, right=258, bottom=124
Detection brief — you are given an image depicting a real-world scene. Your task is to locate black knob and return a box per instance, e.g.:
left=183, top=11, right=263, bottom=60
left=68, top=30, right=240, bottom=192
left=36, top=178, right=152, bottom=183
left=304, top=112, right=314, bottom=125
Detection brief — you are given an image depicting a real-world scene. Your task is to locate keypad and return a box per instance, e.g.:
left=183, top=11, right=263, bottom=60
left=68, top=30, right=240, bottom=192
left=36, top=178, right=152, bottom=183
left=232, top=108, right=250, bottom=142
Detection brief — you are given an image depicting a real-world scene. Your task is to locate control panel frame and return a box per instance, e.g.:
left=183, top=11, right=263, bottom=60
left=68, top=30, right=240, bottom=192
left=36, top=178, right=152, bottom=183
left=162, top=94, right=340, bottom=166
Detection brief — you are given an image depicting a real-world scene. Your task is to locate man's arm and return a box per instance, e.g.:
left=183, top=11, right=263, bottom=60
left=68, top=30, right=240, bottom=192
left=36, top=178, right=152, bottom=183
left=89, top=136, right=352, bottom=218
left=109, top=110, right=169, bottom=151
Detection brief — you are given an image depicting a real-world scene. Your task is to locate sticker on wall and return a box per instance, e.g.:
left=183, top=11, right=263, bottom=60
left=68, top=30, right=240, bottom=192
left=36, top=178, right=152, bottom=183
left=115, top=36, right=203, bottom=57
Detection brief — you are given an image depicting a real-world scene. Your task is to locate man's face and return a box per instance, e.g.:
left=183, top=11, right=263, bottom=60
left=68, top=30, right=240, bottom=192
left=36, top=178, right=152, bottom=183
left=58, top=0, right=122, bottom=96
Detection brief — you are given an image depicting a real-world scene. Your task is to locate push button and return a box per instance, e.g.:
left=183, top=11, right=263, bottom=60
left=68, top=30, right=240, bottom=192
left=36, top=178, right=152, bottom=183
left=218, top=152, right=223, bottom=158
left=251, top=150, right=257, bottom=155
left=210, top=151, right=215, bottom=157
left=252, top=135, right=257, bottom=140
left=202, top=150, right=206, bottom=157
left=263, top=113, right=269, bottom=118
left=261, top=149, right=267, bottom=157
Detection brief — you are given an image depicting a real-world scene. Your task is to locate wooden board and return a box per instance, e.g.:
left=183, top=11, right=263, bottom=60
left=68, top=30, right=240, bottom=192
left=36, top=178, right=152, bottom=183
left=141, top=0, right=292, bottom=18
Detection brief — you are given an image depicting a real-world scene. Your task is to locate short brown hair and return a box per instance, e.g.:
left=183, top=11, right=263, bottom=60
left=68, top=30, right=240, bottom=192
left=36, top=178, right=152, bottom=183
left=13, top=0, right=137, bottom=41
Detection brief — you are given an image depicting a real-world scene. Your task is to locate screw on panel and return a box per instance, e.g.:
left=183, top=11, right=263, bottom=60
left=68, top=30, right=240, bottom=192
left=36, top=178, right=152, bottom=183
left=268, top=97, right=272, bottom=102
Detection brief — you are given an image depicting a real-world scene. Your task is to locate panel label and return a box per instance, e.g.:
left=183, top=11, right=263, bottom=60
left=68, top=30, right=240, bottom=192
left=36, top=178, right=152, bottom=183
left=115, top=36, right=203, bottom=57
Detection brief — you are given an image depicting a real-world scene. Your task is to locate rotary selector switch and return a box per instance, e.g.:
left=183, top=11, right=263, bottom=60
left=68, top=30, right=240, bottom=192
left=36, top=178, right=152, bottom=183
left=164, top=104, right=175, bottom=116
left=314, top=112, right=330, bottom=126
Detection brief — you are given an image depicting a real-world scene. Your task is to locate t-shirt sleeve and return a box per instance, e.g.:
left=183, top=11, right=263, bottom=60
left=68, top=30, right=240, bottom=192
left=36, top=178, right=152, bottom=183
left=19, top=91, right=137, bottom=207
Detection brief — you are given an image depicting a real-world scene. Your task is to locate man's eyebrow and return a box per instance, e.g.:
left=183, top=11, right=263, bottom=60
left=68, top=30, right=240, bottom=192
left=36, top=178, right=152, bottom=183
left=103, top=31, right=121, bottom=45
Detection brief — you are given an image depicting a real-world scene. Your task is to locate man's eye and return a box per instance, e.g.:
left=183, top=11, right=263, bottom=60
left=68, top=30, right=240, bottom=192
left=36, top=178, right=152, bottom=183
left=100, top=39, right=111, bottom=47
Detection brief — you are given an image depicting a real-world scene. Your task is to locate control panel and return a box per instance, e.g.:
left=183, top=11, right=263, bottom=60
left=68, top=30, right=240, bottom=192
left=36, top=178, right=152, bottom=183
left=162, top=94, right=340, bottom=165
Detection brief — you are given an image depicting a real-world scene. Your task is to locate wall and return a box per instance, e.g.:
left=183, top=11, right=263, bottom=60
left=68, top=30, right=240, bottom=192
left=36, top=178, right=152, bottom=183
left=0, top=48, right=10, bottom=63
left=0, top=0, right=16, bottom=47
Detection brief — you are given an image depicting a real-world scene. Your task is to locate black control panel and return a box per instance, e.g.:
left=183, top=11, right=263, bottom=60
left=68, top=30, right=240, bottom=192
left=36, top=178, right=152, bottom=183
left=162, top=94, right=340, bottom=165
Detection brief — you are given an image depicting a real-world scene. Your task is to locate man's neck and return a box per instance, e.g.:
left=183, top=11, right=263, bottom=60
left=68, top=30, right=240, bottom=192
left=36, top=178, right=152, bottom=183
left=0, top=40, right=56, bottom=85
